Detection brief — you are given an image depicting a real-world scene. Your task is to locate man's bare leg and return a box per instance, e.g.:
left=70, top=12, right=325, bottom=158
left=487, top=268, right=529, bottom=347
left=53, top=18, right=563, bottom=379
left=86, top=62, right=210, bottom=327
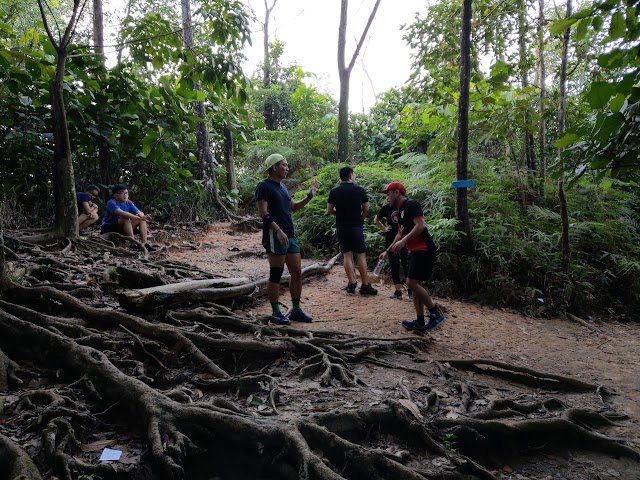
left=342, top=251, right=356, bottom=284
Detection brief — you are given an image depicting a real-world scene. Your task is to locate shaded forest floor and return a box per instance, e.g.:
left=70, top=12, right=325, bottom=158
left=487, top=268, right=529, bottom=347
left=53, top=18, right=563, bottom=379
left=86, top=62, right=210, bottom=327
left=0, top=221, right=638, bottom=480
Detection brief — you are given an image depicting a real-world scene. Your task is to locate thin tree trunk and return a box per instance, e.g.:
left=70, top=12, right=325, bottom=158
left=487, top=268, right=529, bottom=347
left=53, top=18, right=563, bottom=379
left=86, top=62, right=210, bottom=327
left=518, top=0, right=536, bottom=177
left=537, top=0, right=547, bottom=196
left=93, top=0, right=112, bottom=191
left=38, top=0, right=84, bottom=240
left=181, top=0, right=229, bottom=217
left=262, top=0, right=277, bottom=87
left=558, top=0, right=571, bottom=271
left=117, top=0, right=133, bottom=64
left=336, top=0, right=381, bottom=163
left=455, top=0, right=473, bottom=253
left=224, top=125, right=236, bottom=209
left=92, top=0, right=104, bottom=60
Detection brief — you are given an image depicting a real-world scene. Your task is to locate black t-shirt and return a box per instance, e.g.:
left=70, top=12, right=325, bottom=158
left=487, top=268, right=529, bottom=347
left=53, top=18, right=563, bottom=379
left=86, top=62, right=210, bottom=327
left=398, top=199, right=433, bottom=252
left=327, top=183, right=369, bottom=227
left=377, top=203, right=399, bottom=237
left=255, top=179, right=295, bottom=241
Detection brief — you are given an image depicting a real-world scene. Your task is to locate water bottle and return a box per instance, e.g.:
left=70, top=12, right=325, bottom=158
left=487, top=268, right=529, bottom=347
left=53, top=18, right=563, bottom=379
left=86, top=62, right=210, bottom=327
left=373, top=259, right=386, bottom=276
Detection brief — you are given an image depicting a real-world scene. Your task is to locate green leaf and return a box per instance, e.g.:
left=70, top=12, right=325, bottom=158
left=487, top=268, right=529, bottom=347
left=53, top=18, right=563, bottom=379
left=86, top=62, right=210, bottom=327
left=576, top=18, right=589, bottom=40
left=609, top=12, right=626, bottom=39
left=554, top=132, right=580, bottom=148
left=549, top=18, right=578, bottom=35
left=609, top=93, right=626, bottom=112
left=585, top=81, right=616, bottom=108
left=592, top=15, right=604, bottom=31
left=593, top=112, right=625, bottom=143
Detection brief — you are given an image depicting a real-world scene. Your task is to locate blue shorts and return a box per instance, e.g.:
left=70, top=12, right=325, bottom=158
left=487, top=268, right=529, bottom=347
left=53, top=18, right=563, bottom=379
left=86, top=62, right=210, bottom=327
left=263, top=231, right=301, bottom=255
left=336, top=225, right=366, bottom=254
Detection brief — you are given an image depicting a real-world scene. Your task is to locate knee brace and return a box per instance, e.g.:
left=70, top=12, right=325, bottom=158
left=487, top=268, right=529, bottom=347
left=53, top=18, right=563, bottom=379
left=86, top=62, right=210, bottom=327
left=269, top=266, right=285, bottom=284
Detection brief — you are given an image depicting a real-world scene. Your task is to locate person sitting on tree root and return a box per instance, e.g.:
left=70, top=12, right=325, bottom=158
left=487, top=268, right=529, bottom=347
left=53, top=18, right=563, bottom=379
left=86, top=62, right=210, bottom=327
left=77, top=184, right=100, bottom=232
left=100, top=184, right=156, bottom=252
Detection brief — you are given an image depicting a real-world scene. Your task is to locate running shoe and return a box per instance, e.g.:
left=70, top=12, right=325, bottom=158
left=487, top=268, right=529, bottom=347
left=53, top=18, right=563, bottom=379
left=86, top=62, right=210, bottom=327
left=359, top=283, right=378, bottom=296
left=270, top=311, right=291, bottom=325
left=389, top=290, right=403, bottom=299
left=288, top=309, right=313, bottom=323
left=345, top=282, right=357, bottom=294
left=424, top=314, right=445, bottom=330
left=401, top=320, right=428, bottom=333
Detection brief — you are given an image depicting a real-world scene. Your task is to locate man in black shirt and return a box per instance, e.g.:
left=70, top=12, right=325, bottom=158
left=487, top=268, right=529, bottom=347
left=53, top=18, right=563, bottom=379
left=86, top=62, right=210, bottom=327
left=373, top=204, right=411, bottom=299
left=327, top=166, right=377, bottom=295
left=256, top=153, right=318, bottom=325
left=380, top=182, right=444, bottom=333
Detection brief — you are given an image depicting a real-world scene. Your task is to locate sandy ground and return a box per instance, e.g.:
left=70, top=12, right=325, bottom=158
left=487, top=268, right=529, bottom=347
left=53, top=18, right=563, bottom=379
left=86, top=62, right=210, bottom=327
left=168, top=222, right=640, bottom=477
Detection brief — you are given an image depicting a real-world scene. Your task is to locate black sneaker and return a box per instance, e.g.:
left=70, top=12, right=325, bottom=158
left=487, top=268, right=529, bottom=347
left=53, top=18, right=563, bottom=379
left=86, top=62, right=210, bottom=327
left=144, top=243, right=157, bottom=252
left=408, top=289, right=413, bottom=300
left=389, top=290, right=403, bottom=299
left=345, top=282, right=357, bottom=294
left=359, top=283, right=378, bottom=296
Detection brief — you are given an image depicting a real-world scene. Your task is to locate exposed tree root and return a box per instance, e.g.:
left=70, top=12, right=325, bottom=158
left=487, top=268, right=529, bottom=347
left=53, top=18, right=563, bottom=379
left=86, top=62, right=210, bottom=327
left=438, top=358, right=600, bottom=391
left=0, top=233, right=637, bottom=479
left=0, top=431, right=42, bottom=480
left=435, top=413, right=640, bottom=463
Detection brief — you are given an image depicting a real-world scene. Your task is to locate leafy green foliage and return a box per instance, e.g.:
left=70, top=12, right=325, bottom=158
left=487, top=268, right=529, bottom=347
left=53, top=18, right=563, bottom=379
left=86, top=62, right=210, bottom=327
left=550, top=0, right=640, bottom=180
left=293, top=153, right=640, bottom=320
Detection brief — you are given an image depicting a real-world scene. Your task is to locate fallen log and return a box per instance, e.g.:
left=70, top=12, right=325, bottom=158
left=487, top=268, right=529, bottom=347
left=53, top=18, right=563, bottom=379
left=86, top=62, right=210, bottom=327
left=118, top=253, right=341, bottom=311
left=118, top=277, right=252, bottom=310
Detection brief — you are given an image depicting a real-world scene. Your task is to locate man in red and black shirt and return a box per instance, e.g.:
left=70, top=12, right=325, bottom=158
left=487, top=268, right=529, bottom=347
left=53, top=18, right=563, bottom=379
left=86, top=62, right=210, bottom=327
left=380, top=182, right=445, bottom=332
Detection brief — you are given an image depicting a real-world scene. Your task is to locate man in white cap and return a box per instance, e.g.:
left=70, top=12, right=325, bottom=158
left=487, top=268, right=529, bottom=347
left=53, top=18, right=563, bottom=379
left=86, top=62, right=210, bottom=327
left=256, top=153, right=318, bottom=325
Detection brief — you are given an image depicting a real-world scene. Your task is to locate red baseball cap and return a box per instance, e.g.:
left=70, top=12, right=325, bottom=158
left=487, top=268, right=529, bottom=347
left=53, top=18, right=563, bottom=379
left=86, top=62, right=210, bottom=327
left=381, top=181, right=406, bottom=194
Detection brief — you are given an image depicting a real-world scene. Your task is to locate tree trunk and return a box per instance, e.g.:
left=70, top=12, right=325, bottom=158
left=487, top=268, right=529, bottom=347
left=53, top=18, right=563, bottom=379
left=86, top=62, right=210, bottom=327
left=262, top=0, right=277, bottom=87
left=537, top=0, right=547, bottom=196
left=336, top=0, right=381, bottom=163
left=38, top=0, right=84, bottom=240
left=455, top=0, right=473, bottom=253
left=518, top=0, right=536, bottom=177
left=224, top=125, right=236, bottom=194
left=50, top=52, right=79, bottom=239
left=181, top=0, right=228, bottom=216
left=92, top=0, right=104, bottom=61
left=558, top=0, right=571, bottom=272
left=93, top=0, right=112, bottom=192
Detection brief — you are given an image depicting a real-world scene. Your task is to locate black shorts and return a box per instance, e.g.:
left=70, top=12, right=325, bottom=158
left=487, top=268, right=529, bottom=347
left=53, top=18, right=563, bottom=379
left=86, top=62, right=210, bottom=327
left=406, top=249, right=436, bottom=282
left=336, top=225, right=366, bottom=254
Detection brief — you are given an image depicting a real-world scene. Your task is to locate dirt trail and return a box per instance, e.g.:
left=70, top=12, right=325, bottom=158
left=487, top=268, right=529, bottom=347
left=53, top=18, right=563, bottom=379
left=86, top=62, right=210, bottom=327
left=170, top=222, right=640, bottom=466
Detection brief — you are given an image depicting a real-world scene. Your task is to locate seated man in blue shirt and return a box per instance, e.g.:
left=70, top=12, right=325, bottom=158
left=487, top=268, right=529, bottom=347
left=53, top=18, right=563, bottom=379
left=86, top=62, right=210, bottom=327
left=101, top=184, right=156, bottom=251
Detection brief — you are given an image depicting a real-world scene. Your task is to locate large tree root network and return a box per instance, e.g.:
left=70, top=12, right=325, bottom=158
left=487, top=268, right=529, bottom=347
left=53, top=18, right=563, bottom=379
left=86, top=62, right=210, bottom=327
left=0, top=227, right=638, bottom=480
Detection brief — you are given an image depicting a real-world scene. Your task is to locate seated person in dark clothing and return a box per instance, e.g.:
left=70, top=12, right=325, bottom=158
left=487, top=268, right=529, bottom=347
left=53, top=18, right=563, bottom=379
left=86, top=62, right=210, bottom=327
left=77, top=184, right=100, bottom=231
left=100, top=184, right=156, bottom=251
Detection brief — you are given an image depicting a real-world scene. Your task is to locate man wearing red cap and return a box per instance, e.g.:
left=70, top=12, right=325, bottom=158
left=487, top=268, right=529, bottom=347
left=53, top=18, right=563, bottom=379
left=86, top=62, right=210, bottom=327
left=380, top=182, right=445, bottom=332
